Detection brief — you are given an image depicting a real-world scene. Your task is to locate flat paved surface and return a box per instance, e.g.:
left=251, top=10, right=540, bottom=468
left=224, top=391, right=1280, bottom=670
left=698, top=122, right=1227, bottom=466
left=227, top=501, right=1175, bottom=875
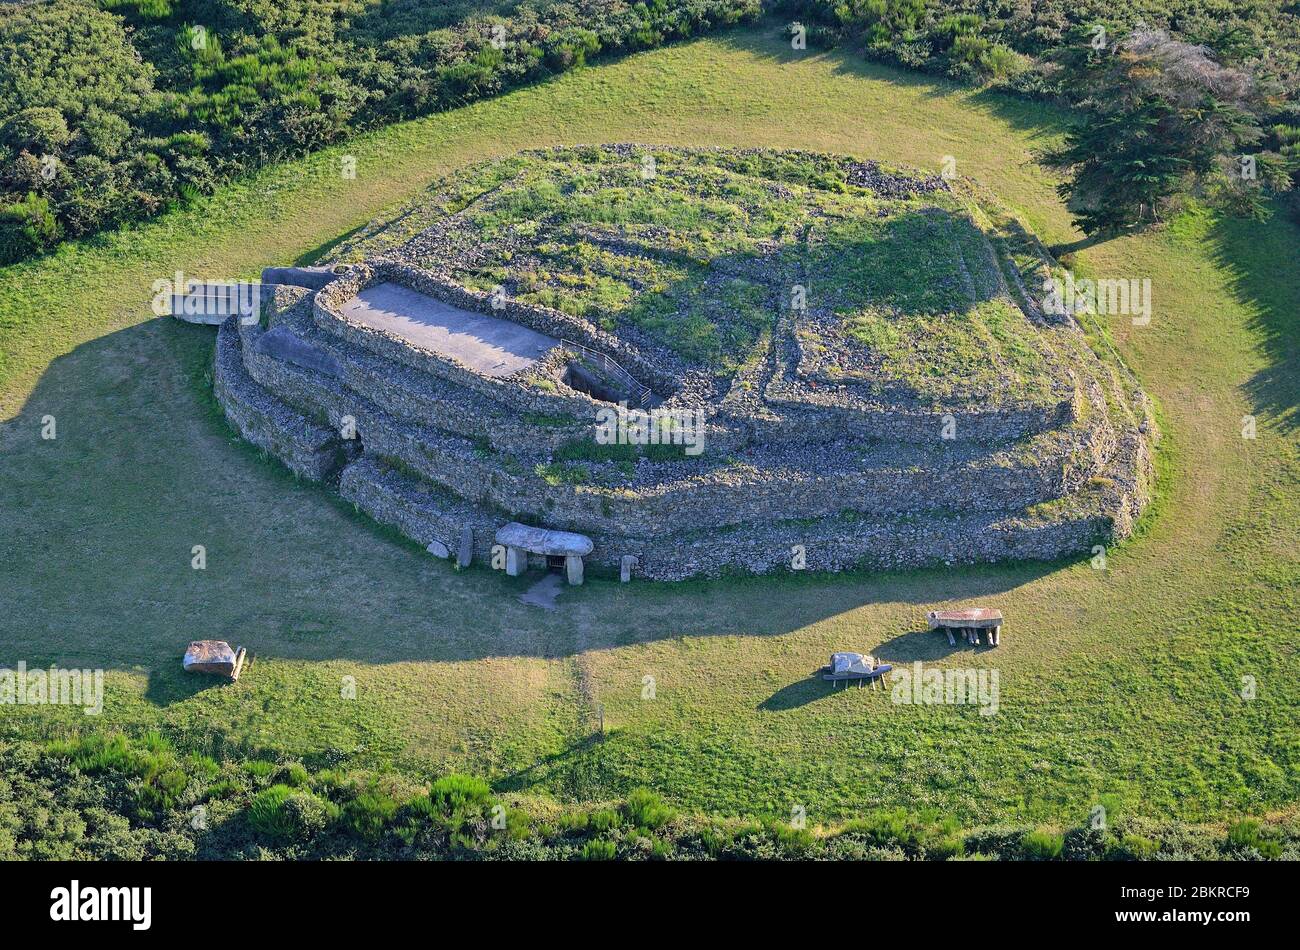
left=340, top=282, right=557, bottom=377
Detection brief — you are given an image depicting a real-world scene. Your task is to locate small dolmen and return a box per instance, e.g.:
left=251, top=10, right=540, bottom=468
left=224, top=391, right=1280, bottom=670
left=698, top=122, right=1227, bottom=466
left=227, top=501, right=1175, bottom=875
left=821, top=652, right=892, bottom=689
left=495, top=522, right=594, bottom=585
left=927, top=608, right=1003, bottom=647
left=183, top=640, right=247, bottom=681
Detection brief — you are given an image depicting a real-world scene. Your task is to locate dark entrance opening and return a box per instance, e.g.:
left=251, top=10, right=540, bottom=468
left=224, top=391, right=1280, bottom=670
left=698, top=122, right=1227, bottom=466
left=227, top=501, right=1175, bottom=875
left=546, top=555, right=565, bottom=573
left=562, top=362, right=626, bottom=404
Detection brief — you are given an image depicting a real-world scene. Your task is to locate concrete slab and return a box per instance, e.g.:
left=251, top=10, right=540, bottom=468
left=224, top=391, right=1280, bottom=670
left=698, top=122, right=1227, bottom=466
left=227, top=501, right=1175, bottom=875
left=339, top=282, right=557, bottom=377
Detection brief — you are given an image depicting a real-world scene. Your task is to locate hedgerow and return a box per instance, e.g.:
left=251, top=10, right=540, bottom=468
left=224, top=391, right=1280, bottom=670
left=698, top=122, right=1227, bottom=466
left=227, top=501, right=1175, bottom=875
left=3, top=1, right=1296, bottom=258
left=0, top=0, right=763, bottom=262
left=4, top=733, right=1297, bottom=861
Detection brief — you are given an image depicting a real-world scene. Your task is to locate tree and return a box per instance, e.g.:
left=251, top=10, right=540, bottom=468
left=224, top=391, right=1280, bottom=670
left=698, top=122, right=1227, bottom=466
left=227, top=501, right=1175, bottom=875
left=1045, top=29, right=1269, bottom=236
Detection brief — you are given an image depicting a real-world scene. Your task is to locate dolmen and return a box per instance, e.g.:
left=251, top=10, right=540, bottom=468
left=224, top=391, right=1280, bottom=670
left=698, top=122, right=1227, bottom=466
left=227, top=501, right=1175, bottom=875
left=821, top=652, right=892, bottom=689
left=927, top=608, right=1003, bottom=647
left=495, top=522, right=594, bottom=585
left=183, top=640, right=247, bottom=681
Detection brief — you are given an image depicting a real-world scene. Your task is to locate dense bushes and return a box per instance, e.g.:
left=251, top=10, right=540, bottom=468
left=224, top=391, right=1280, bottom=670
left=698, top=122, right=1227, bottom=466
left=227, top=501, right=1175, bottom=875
left=776, top=0, right=1300, bottom=229
left=248, top=784, right=339, bottom=841
left=3, top=733, right=1297, bottom=860
left=3, top=1, right=1295, bottom=258
left=776, top=0, right=1300, bottom=91
left=0, top=0, right=763, bottom=262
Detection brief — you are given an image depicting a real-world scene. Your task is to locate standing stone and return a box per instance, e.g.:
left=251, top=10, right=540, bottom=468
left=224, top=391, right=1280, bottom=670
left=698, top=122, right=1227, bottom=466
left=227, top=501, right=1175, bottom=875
left=505, top=546, right=526, bottom=577
left=456, top=526, right=474, bottom=569
left=620, top=555, right=637, bottom=583
left=565, top=554, right=584, bottom=586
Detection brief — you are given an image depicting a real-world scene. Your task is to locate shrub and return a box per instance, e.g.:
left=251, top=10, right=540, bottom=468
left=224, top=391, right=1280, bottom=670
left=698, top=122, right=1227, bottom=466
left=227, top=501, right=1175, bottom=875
left=344, top=789, right=401, bottom=840
left=48, top=733, right=135, bottom=774
left=246, top=784, right=297, bottom=840
left=136, top=767, right=189, bottom=814
left=204, top=780, right=240, bottom=800
left=247, top=784, right=337, bottom=842
left=1, top=107, right=72, bottom=153
left=280, top=763, right=310, bottom=787
left=836, top=808, right=960, bottom=856
left=557, top=811, right=590, bottom=834
left=587, top=808, right=622, bottom=833
left=1063, top=821, right=1109, bottom=860
left=242, top=760, right=277, bottom=781
left=0, top=0, right=765, bottom=262
left=0, top=193, right=60, bottom=263
left=933, top=13, right=983, bottom=49
left=766, top=819, right=816, bottom=857
left=579, top=838, right=617, bottom=860
left=1022, top=829, right=1065, bottom=860
left=927, top=834, right=965, bottom=859
left=427, top=773, right=493, bottom=817
left=622, top=788, right=675, bottom=831
left=186, top=753, right=220, bottom=780
left=399, top=774, right=496, bottom=841
left=1110, top=833, right=1159, bottom=860
left=1226, top=819, right=1282, bottom=859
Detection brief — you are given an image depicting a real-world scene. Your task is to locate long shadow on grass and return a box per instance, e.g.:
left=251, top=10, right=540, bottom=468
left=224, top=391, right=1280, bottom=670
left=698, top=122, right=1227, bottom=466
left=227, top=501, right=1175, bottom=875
left=1207, top=210, right=1300, bottom=434
left=713, top=30, right=1070, bottom=147
left=757, top=627, right=986, bottom=710
left=144, top=667, right=229, bottom=706
left=0, top=314, right=1063, bottom=690
left=493, top=732, right=624, bottom=799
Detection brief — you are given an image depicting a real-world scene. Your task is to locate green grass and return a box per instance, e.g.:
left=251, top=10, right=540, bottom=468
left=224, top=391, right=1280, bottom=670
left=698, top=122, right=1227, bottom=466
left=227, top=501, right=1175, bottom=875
left=1, top=27, right=1297, bottom=828
left=344, top=142, right=1059, bottom=393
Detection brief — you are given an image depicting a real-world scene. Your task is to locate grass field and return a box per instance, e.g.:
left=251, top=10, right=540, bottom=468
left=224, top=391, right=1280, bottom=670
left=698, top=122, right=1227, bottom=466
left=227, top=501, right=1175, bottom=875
left=1, top=26, right=1296, bottom=829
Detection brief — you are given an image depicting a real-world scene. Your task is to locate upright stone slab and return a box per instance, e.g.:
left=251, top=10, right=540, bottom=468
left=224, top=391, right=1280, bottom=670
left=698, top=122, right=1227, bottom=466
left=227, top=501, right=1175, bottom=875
left=565, top=554, right=584, bottom=586
left=456, top=526, right=474, bottom=569
left=505, top=546, right=526, bottom=577
left=620, top=555, right=637, bottom=583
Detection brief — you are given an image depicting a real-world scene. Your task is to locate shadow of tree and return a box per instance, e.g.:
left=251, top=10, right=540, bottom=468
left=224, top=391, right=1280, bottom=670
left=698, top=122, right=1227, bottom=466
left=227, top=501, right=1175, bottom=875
left=1208, top=210, right=1300, bottom=433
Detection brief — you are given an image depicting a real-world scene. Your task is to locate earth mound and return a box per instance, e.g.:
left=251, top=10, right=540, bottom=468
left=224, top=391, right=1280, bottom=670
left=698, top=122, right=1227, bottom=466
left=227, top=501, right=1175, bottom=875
left=212, top=145, right=1155, bottom=580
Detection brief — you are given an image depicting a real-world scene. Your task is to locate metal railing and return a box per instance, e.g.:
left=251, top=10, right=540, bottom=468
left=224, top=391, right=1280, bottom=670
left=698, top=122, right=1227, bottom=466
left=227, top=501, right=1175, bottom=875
left=559, top=339, right=653, bottom=408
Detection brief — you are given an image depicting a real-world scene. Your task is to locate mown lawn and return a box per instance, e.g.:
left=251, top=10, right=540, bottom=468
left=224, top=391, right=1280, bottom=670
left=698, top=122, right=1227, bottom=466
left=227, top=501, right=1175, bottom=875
left=1, top=27, right=1296, bottom=828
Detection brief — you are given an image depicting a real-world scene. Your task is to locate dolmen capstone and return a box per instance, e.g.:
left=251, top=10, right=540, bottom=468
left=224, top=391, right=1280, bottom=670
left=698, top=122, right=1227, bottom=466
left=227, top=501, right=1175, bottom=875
left=927, top=607, right=1003, bottom=647
left=495, top=522, right=593, bottom=585
left=183, top=640, right=247, bottom=680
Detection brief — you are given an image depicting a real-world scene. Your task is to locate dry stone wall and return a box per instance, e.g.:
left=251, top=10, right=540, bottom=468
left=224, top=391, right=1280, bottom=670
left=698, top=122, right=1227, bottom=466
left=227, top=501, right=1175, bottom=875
left=212, top=160, right=1157, bottom=583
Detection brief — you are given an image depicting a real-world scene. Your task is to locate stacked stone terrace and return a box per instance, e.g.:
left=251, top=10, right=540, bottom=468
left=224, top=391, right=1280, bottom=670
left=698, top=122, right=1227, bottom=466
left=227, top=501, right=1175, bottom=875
left=213, top=146, right=1156, bottom=581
